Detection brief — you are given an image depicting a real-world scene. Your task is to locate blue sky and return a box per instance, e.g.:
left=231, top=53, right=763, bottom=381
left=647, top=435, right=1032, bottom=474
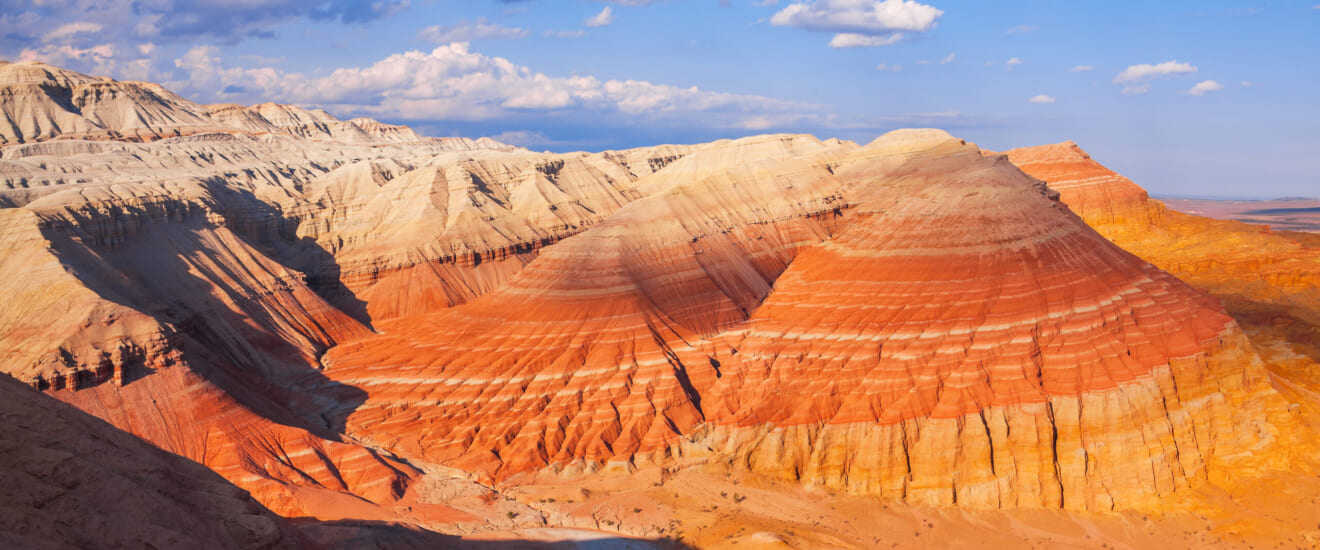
left=2, top=1, right=1317, bottom=198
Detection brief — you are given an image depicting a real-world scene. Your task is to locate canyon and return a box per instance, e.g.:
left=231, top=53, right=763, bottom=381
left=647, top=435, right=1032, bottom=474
left=1, top=61, right=1318, bottom=549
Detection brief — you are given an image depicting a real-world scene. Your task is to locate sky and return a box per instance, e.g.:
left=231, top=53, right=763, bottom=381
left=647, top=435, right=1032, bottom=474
left=2, top=0, right=1317, bottom=198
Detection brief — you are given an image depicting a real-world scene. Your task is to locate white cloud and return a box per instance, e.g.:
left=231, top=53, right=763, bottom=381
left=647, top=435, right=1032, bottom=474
left=42, top=22, right=103, bottom=43
left=1028, top=94, right=1056, bottom=104
left=417, top=20, right=529, bottom=43
left=1005, top=24, right=1037, bottom=35
left=490, top=130, right=556, bottom=148
left=1240, top=81, right=1252, bottom=87
left=1121, top=84, right=1150, bottom=95
left=1113, top=60, right=1197, bottom=84
left=1005, top=57, right=1022, bottom=70
left=543, top=29, right=587, bottom=38
left=915, top=59, right=930, bottom=65
left=828, top=32, right=902, bottom=47
left=584, top=7, right=615, bottom=27
left=19, top=43, right=119, bottom=76
left=171, top=43, right=818, bottom=129
left=752, top=0, right=780, bottom=5
left=875, top=63, right=902, bottom=71
left=1068, top=65, right=1093, bottom=72
left=1187, top=79, right=1224, bottom=95
left=940, top=52, right=955, bottom=64
left=771, top=0, right=943, bottom=32
left=772, top=0, right=942, bottom=47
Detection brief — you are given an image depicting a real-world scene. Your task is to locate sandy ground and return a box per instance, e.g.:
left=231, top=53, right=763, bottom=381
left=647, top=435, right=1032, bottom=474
left=1162, top=197, right=1320, bottom=232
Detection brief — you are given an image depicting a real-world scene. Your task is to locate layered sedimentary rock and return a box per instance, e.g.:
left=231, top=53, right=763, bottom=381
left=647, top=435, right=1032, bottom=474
left=1005, top=142, right=1320, bottom=347
left=297, top=144, right=691, bottom=321
left=320, top=133, right=861, bottom=476
left=0, top=178, right=421, bottom=517
left=703, top=142, right=1277, bottom=509
left=0, top=61, right=517, bottom=148
left=0, top=374, right=308, bottom=549
left=999, top=141, right=1161, bottom=228
left=321, top=131, right=1280, bottom=510
left=0, top=62, right=1296, bottom=529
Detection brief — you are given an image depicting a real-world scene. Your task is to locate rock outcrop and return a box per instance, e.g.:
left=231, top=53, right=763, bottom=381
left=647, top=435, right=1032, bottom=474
left=0, top=61, right=517, bottom=149
left=1004, top=142, right=1320, bottom=349
left=320, top=131, right=1281, bottom=510
left=0, top=373, right=308, bottom=549
left=0, top=62, right=1299, bottom=534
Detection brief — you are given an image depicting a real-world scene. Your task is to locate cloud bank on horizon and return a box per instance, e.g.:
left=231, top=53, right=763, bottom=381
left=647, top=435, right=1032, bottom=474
left=0, top=0, right=1316, bottom=197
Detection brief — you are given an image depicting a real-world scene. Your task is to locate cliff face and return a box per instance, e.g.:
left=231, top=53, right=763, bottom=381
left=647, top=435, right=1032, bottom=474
left=1005, top=142, right=1320, bottom=364
left=319, top=131, right=1282, bottom=510
left=0, top=62, right=1300, bottom=529
left=0, top=373, right=308, bottom=549
left=0, top=61, right=518, bottom=148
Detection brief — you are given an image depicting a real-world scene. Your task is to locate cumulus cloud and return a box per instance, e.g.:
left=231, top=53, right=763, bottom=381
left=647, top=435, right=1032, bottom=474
left=1068, top=65, right=1093, bottom=72
left=42, top=22, right=103, bottom=43
left=940, top=52, right=955, bottom=64
left=1187, top=80, right=1224, bottom=95
left=584, top=7, right=615, bottom=27
left=771, top=0, right=943, bottom=47
left=1005, top=25, right=1037, bottom=35
left=829, top=33, right=902, bottom=47
left=170, top=43, right=819, bottom=129
left=19, top=43, right=119, bottom=75
left=543, top=30, right=587, bottom=38
left=1005, top=57, right=1022, bottom=70
left=490, top=130, right=558, bottom=148
left=417, top=20, right=528, bottom=43
left=1113, top=60, right=1197, bottom=84
left=2, top=0, right=412, bottom=81
left=1028, top=94, right=1056, bottom=104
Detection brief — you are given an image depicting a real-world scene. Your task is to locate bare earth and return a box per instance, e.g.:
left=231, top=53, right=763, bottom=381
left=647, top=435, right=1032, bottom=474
left=2, top=61, right=1320, bottom=550
left=1162, top=197, right=1320, bottom=232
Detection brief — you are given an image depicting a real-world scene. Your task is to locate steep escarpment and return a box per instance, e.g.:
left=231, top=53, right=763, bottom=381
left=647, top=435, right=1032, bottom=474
left=0, top=61, right=516, bottom=149
left=0, top=61, right=1300, bottom=530
left=1006, top=143, right=1320, bottom=370
left=0, top=374, right=309, bottom=550
left=320, top=133, right=860, bottom=478
left=700, top=143, right=1279, bottom=509
left=298, top=134, right=840, bottom=322
left=0, top=180, right=421, bottom=517
left=295, top=144, right=690, bottom=321
left=319, top=132, right=1282, bottom=511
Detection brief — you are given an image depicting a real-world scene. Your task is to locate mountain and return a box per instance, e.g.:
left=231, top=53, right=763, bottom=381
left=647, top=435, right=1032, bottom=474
left=0, top=373, right=309, bottom=549
left=0, top=61, right=519, bottom=149
left=321, top=130, right=1284, bottom=510
left=1005, top=142, right=1320, bottom=370
left=1, top=62, right=1316, bottom=548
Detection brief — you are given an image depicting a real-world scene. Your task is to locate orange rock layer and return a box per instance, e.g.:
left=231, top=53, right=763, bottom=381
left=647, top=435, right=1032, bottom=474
left=321, top=134, right=1281, bottom=510
left=0, top=373, right=309, bottom=549
left=1005, top=142, right=1320, bottom=342
left=0, top=61, right=1293, bottom=518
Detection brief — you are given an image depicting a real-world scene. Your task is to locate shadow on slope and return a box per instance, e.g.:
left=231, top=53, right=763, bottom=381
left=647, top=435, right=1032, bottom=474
left=201, top=177, right=375, bottom=329
left=37, top=201, right=370, bottom=438
left=300, top=519, right=697, bottom=550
